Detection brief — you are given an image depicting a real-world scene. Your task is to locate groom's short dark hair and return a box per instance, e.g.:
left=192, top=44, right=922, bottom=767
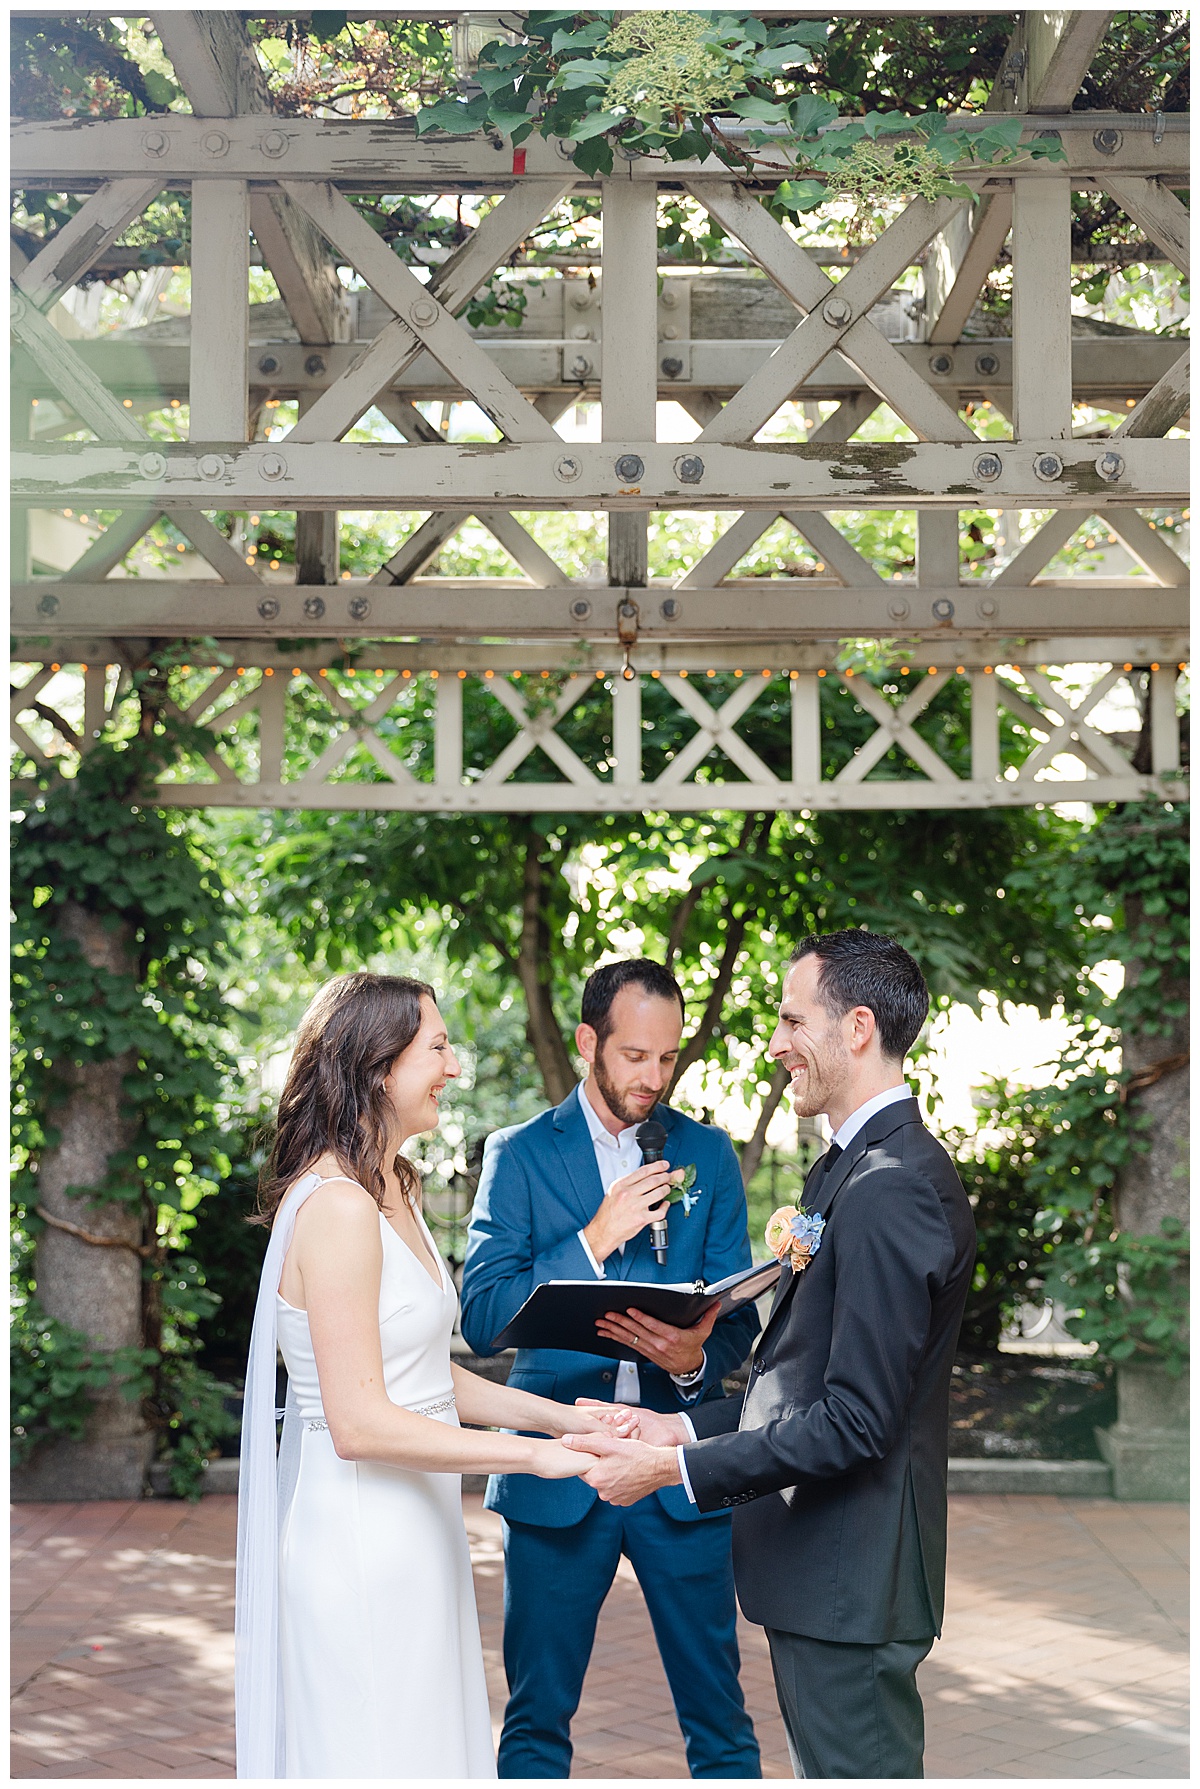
left=790, top=930, right=929, bottom=1062
left=581, top=959, right=685, bottom=1044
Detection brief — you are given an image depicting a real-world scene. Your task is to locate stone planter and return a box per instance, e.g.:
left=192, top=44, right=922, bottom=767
left=1096, top=1360, right=1189, bottom=1501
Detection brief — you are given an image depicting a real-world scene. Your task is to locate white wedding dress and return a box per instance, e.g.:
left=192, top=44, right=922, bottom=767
left=235, top=1172, right=496, bottom=1779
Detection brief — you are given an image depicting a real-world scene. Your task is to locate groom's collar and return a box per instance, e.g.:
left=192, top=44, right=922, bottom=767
left=830, top=1081, right=913, bottom=1153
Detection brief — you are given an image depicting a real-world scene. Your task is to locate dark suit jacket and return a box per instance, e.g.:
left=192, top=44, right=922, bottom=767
left=461, top=1091, right=760, bottom=1526
left=683, top=1096, right=975, bottom=1644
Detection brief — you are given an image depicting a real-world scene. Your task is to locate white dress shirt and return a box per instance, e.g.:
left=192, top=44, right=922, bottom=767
left=575, top=1082, right=705, bottom=1407
left=676, top=1081, right=913, bottom=1499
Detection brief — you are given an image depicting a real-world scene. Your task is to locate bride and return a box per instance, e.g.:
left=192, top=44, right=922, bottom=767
left=236, top=972, right=614, bottom=1779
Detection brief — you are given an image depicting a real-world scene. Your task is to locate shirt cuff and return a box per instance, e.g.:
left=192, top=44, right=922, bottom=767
left=676, top=1443, right=697, bottom=1505
left=678, top=1414, right=697, bottom=1442
left=577, top=1228, right=604, bottom=1278
left=669, top=1349, right=706, bottom=1398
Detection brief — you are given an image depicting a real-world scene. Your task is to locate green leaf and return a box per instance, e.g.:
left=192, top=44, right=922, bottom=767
left=571, top=136, right=615, bottom=177
left=142, top=69, right=179, bottom=108
left=310, top=11, right=348, bottom=41
left=788, top=93, right=838, bottom=139
left=776, top=177, right=827, bottom=214
left=568, top=108, right=624, bottom=142
left=730, top=95, right=789, bottom=124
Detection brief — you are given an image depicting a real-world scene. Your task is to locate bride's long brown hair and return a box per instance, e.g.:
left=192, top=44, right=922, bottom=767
left=257, top=971, right=436, bottom=1222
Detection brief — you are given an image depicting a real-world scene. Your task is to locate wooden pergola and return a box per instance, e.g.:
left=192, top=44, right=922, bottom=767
left=11, top=9, right=1190, bottom=813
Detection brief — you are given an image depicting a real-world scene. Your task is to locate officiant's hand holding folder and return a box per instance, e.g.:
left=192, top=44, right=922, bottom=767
left=492, top=1258, right=781, bottom=1363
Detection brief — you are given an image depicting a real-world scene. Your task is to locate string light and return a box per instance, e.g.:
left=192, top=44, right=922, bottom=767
left=1151, top=662, right=1160, bottom=672
left=50, top=662, right=61, bottom=672
left=170, top=399, right=181, bottom=408
left=984, top=666, right=993, bottom=675
left=346, top=668, right=355, bottom=677
left=122, top=398, right=133, bottom=408
left=457, top=669, right=467, bottom=680
left=595, top=669, right=604, bottom=680
left=485, top=669, right=495, bottom=679
left=734, top=668, right=743, bottom=678
left=79, top=664, right=87, bottom=672
left=540, top=670, right=551, bottom=679
left=402, top=669, right=411, bottom=678
left=236, top=666, right=246, bottom=676
left=318, top=668, right=328, bottom=678
left=818, top=669, right=827, bottom=678
left=292, top=667, right=301, bottom=677
left=250, top=516, right=260, bottom=526
left=679, top=669, right=689, bottom=679
left=269, top=559, right=280, bottom=569
left=651, top=670, right=661, bottom=679
left=761, top=668, right=770, bottom=678
left=788, top=670, right=799, bottom=681
left=956, top=665, right=965, bottom=675
left=80, top=515, right=89, bottom=524
left=430, top=669, right=440, bottom=680
left=900, top=666, right=910, bottom=676
left=706, top=668, right=716, bottom=677
left=928, top=666, right=937, bottom=676
left=341, top=569, right=352, bottom=579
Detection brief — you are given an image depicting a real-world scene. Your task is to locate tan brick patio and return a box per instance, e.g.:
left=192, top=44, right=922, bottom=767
left=11, top=1493, right=1187, bottom=1779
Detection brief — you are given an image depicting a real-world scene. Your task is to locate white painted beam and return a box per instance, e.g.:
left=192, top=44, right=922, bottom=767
left=15, top=438, right=1186, bottom=511
left=14, top=580, right=1187, bottom=642
left=15, top=179, right=163, bottom=312
left=188, top=180, right=250, bottom=441
left=601, top=179, right=658, bottom=586
left=11, top=116, right=1189, bottom=186
left=1011, top=179, right=1073, bottom=439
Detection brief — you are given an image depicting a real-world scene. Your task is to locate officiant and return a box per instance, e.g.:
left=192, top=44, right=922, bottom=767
left=461, top=958, right=762, bottom=1779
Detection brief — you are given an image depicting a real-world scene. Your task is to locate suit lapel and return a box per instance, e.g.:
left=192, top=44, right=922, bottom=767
left=755, top=1097, right=923, bottom=1348
left=550, top=1091, right=609, bottom=1235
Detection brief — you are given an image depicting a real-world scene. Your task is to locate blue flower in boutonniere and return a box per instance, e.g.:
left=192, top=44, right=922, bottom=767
left=764, top=1204, right=825, bottom=1272
left=663, top=1163, right=702, bottom=1216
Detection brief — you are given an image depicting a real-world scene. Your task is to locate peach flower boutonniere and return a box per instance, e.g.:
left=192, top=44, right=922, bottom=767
left=764, top=1205, right=826, bottom=1274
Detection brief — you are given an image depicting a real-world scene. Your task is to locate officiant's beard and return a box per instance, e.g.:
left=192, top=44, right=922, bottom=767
left=591, top=1046, right=661, bottom=1128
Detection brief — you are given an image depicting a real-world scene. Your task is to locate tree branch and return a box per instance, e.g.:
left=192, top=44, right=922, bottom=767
left=738, top=1062, right=790, bottom=1190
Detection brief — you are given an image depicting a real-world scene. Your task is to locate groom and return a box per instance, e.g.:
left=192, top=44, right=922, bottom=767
left=461, top=958, right=762, bottom=1778
left=566, top=931, right=976, bottom=1780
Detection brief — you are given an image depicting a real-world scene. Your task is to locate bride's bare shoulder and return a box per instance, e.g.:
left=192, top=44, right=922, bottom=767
left=289, top=1162, right=380, bottom=1232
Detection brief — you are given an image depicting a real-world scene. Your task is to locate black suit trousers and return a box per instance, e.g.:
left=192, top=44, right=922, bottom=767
left=765, top=1628, right=933, bottom=1779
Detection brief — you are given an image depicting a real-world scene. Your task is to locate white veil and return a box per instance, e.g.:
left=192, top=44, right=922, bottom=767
left=234, top=1171, right=321, bottom=1779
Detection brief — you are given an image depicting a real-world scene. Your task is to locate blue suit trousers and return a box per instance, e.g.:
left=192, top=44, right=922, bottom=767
left=497, top=1499, right=761, bottom=1779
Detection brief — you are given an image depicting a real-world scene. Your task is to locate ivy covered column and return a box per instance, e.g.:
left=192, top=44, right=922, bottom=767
left=13, top=677, right=232, bottom=1499
left=27, top=907, right=152, bottom=1498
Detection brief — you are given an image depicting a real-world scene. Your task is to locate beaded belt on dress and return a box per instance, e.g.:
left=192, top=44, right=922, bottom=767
left=305, top=1393, right=455, bottom=1432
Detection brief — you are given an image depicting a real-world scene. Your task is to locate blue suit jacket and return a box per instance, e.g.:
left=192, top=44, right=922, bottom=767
left=460, top=1090, right=761, bottom=1526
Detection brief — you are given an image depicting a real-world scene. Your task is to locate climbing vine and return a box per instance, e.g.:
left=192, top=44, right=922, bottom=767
left=416, top=9, right=1065, bottom=208
left=964, top=795, right=1190, bottom=1368
left=11, top=659, right=241, bottom=1495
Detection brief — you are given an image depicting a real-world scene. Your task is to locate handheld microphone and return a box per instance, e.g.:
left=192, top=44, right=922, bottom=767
left=636, top=1119, right=670, bottom=1266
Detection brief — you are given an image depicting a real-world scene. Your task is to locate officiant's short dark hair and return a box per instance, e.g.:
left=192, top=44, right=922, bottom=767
left=790, top=930, right=929, bottom=1061
left=581, top=959, right=685, bottom=1042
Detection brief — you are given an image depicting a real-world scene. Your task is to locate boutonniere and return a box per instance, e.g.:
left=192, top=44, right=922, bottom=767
left=765, top=1204, right=825, bottom=1273
left=663, top=1163, right=702, bottom=1216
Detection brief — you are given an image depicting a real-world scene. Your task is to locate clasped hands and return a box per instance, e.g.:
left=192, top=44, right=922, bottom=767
left=561, top=1400, right=688, bottom=1505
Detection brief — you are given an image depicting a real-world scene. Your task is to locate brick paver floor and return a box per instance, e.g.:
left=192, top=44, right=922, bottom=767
left=11, top=1493, right=1187, bottom=1779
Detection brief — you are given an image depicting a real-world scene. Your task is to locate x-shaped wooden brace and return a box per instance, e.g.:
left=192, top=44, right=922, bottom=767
left=683, top=182, right=975, bottom=444
left=280, top=180, right=574, bottom=445
left=290, top=673, right=417, bottom=787
left=653, top=675, right=780, bottom=789
left=476, top=676, right=598, bottom=789
left=1002, top=668, right=1136, bottom=781
left=11, top=667, right=75, bottom=766
left=833, top=672, right=958, bottom=785
left=11, top=289, right=260, bottom=586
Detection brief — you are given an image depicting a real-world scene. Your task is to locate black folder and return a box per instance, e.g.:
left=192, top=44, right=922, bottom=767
left=492, top=1258, right=781, bottom=1361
